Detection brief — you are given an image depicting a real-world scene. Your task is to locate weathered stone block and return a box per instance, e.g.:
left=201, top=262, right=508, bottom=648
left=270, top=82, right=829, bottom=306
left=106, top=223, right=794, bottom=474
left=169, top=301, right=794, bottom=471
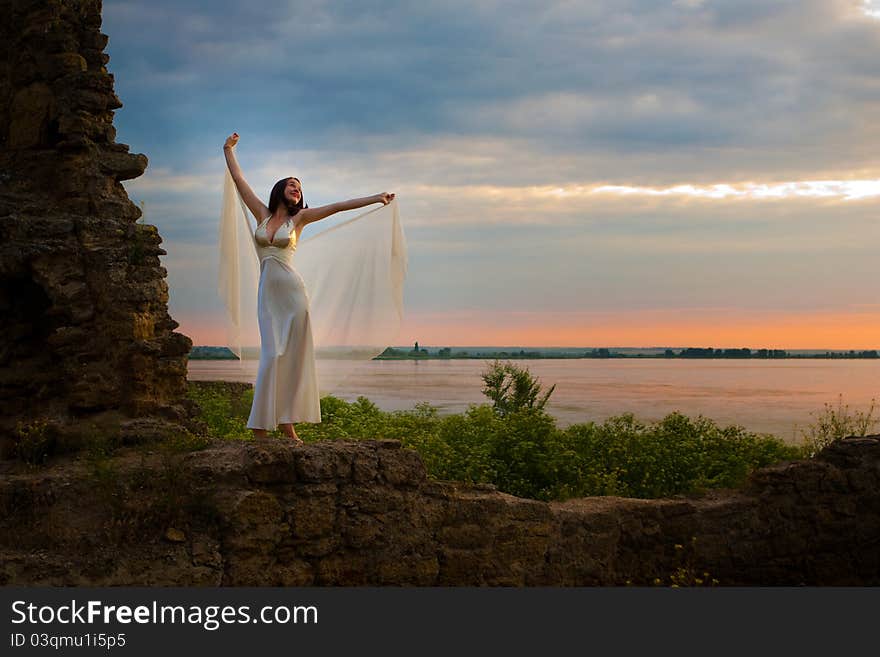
left=289, top=494, right=337, bottom=539
left=316, top=553, right=372, bottom=585
left=379, top=447, right=427, bottom=486
left=242, top=439, right=297, bottom=485
left=9, top=83, right=53, bottom=148
left=42, top=53, right=87, bottom=79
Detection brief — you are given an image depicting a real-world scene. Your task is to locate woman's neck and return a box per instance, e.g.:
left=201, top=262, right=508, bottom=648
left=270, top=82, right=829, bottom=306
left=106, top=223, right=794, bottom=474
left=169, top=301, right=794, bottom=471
left=271, top=208, right=291, bottom=223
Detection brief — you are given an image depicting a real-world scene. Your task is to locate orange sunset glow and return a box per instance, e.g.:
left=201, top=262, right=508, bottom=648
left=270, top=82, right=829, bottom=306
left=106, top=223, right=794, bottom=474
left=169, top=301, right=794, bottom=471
left=177, top=308, right=880, bottom=351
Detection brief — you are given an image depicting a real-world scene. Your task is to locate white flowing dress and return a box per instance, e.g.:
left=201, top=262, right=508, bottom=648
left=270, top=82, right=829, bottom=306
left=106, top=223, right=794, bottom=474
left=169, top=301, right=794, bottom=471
left=247, top=217, right=321, bottom=429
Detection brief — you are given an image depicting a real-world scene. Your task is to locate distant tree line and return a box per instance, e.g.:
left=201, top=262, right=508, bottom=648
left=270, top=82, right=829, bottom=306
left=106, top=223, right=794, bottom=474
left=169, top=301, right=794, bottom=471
left=371, top=345, right=880, bottom=360
left=377, top=346, right=554, bottom=359
left=189, top=346, right=237, bottom=360
left=818, top=350, right=879, bottom=359
left=192, top=344, right=880, bottom=361
left=671, top=348, right=790, bottom=359
left=666, top=348, right=879, bottom=359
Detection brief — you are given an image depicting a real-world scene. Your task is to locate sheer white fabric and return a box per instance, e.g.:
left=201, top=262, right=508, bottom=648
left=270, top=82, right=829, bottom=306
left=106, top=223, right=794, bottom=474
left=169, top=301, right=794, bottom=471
left=218, top=169, right=407, bottom=426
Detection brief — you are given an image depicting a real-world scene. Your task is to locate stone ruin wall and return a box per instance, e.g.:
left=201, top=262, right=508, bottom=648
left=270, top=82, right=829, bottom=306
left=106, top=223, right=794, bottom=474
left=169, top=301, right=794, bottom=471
left=1, top=437, right=878, bottom=586
left=0, top=0, right=192, bottom=452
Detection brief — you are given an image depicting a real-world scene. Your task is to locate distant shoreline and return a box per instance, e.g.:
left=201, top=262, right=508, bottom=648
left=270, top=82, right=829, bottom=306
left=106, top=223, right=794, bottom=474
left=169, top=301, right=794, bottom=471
left=189, top=345, right=880, bottom=361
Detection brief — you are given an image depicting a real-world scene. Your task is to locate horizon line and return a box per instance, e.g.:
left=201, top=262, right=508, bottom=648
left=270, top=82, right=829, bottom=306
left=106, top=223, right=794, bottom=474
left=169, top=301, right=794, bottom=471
left=190, top=344, right=879, bottom=351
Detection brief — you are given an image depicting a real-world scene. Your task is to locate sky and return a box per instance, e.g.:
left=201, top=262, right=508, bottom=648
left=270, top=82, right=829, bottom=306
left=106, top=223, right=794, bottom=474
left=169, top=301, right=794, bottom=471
left=103, top=0, right=880, bottom=349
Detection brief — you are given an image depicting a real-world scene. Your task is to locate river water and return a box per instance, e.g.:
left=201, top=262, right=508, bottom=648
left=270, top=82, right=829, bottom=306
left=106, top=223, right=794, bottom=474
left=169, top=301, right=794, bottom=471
left=188, top=358, right=879, bottom=441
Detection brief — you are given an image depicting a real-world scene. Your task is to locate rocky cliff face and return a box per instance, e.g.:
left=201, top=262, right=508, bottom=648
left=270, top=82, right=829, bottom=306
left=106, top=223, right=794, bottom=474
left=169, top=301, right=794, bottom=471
left=1, top=436, right=878, bottom=586
left=0, top=0, right=192, bottom=451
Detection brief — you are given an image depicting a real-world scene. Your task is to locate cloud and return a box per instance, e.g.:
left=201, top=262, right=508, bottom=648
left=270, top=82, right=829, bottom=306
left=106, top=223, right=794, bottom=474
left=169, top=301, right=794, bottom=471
left=104, top=1, right=880, bottom=347
left=105, top=0, right=880, bottom=178
left=593, top=179, right=880, bottom=201
left=126, top=167, right=219, bottom=194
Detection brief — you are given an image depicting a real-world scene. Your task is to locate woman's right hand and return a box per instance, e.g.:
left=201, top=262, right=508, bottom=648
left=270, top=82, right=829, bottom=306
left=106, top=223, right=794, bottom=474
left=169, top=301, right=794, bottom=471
left=224, top=132, right=239, bottom=150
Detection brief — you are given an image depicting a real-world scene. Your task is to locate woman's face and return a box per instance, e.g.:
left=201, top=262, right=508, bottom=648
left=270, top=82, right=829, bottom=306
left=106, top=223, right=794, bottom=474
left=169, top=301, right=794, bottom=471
left=284, top=178, right=302, bottom=204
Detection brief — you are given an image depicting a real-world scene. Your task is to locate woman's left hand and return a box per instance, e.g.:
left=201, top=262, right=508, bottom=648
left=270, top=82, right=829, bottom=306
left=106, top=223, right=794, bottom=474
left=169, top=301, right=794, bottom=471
left=377, top=192, right=395, bottom=205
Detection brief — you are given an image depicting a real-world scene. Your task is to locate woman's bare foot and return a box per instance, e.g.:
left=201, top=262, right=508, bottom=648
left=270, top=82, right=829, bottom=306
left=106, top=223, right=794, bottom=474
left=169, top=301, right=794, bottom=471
left=279, top=423, right=304, bottom=446
left=252, top=429, right=268, bottom=439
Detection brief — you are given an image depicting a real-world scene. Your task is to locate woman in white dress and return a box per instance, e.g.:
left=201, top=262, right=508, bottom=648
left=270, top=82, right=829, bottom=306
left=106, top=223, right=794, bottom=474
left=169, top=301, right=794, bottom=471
left=222, top=132, right=395, bottom=443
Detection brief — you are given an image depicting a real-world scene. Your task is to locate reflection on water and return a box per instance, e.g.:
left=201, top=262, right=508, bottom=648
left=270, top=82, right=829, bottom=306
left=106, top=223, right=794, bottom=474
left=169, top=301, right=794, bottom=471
left=188, top=358, right=880, bottom=441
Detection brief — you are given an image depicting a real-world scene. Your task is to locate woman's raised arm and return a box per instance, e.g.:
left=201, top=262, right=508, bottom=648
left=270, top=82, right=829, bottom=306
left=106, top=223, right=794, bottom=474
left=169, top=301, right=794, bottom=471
left=296, top=192, right=395, bottom=229
left=223, top=133, right=270, bottom=222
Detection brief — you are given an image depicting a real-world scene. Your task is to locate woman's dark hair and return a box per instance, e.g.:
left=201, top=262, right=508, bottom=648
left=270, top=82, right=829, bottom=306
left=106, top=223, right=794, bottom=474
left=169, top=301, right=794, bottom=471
left=267, top=177, right=307, bottom=216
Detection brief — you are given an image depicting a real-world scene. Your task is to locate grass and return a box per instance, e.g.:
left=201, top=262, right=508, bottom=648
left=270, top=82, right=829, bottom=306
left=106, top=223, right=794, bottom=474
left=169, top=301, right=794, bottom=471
left=800, top=395, right=879, bottom=457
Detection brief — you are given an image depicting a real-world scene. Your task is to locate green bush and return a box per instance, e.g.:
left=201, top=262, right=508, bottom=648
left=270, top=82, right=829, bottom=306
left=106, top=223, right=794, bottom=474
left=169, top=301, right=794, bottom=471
left=560, top=412, right=802, bottom=499
left=481, top=360, right=556, bottom=416
left=13, top=418, right=58, bottom=465
left=186, top=382, right=253, bottom=440
left=429, top=404, right=497, bottom=484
